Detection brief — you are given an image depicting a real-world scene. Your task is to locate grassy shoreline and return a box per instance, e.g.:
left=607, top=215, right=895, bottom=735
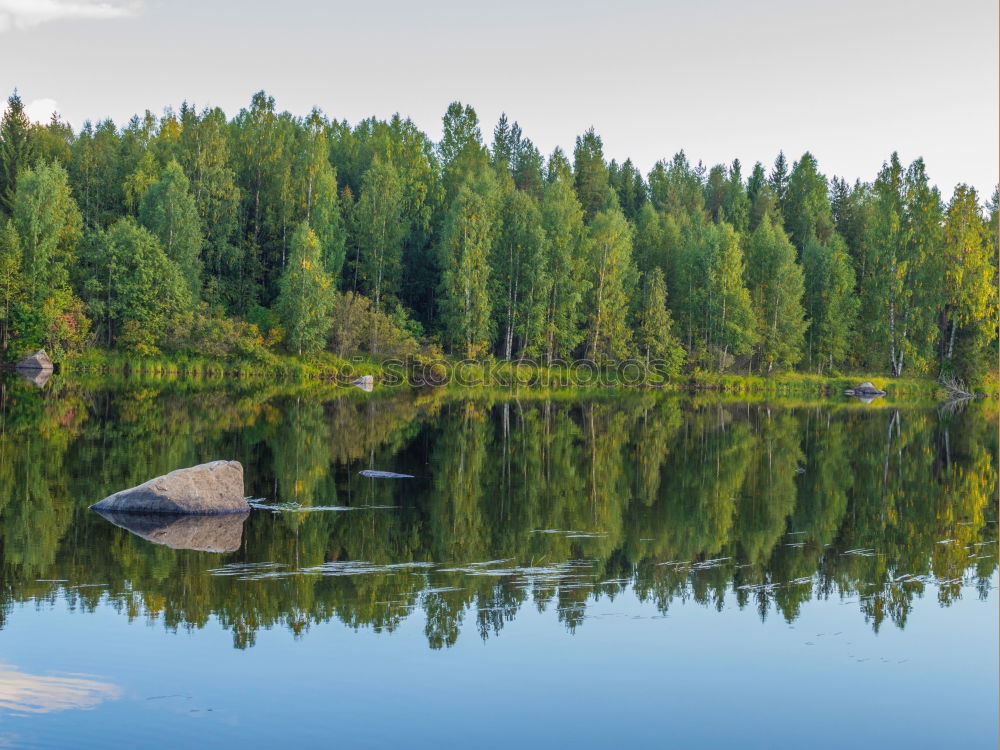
left=40, top=348, right=997, bottom=399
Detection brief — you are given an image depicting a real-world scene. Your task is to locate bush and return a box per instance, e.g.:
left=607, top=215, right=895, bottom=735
left=328, top=292, right=419, bottom=359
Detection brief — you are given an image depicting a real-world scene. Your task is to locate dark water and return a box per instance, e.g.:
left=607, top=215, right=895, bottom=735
left=0, top=375, right=996, bottom=748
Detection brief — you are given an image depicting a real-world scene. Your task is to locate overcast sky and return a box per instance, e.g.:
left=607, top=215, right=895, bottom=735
left=0, top=0, right=996, bottom=198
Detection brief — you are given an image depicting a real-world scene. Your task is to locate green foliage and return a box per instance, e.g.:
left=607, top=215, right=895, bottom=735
left=275, top=223, right=335, bottom=356
left=706, top=223, right=757, bottom=365
left=138, top=160, right=203, bottom=301
left=636, top=267, right=684, bottom=376
left=540, top=173, right=590, bottom=361
left=491, top=187, right=548, bottom=360
left=585, top=203, right=637, bottom=362
left=77, top=217, right=190, bottom=352
left=437, top=171, right=498, bottom=358
left=783, top=152, right=834, bottom=249
left=11, top=162, right=81, bottom=297
left=351, top=158, right=404, bottom=315
left=573, top=128, right=614, bottom=220
left=0, top=91, right=36, bottom=214
left=0, top=91, right=992, bottom=380
left=328, top=291, right=419, bottom=359
left=802, top=234, right=858, bottom=372
left=744, top=215, right=808, bottom=372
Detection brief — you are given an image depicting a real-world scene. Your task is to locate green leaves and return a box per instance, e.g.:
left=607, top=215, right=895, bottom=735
left=275, top=223, right=335, bottom=356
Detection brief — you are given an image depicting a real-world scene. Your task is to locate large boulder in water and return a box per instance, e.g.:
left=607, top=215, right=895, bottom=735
left=93, top=509, right=249, bottom=552
left=90, top=461, right=249, bottom=514
left=15, top=349, right=53, bottom=372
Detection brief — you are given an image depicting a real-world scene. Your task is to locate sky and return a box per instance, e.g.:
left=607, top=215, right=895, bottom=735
left=0, top=0, right=996, bottom=198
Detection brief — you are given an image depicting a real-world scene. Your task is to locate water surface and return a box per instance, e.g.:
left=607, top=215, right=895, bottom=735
left=0, top=377, right=996, bottom=748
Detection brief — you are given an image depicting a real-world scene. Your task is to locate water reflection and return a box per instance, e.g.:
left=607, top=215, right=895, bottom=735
left=93, top=510, right=249, bottom=553
left=0, top=375, right=996, bottom=650
left=0, top=665, right=120, bottom=715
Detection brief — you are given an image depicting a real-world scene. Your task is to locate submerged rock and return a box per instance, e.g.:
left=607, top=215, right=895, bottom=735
left=844, top=381, right=886, bottom=399
left=90, top=461, right=249, bottom=514
left=15, top=349, right=53, bottom=372
left=94, top=509, right=249, bottom=552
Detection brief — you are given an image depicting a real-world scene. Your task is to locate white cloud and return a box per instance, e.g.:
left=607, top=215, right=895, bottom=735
left=0, top=0, right=140, bottom=32
left=24, top=98, right=59, bottom=123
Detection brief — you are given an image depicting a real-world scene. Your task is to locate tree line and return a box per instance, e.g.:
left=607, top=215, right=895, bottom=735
left=0, top=91, right=996, bottom=379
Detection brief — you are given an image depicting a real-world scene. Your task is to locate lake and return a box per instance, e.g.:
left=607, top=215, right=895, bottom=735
left=0, top=375, right=996, bottom=748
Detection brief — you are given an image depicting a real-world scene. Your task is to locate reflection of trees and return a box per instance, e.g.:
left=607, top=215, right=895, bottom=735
left=0, top=376, right=996, bottom=649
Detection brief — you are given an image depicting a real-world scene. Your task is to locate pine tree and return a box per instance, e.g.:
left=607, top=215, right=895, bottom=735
left=490, top=113, right=514, bottom=173
left=636, top=267, right=684, bottom=376
left=0, top=92, right=36, bottom=215
left=275, top=222, right=335, bottom=356
left=138, top=160, right=203, bottom=302
left=723, top=160, right=750, bottom=234
left=769, top=151, right=789, bottom=210
left=573, top=128, right=613, bottom=221
left=784, top=152, right=834, bottom=251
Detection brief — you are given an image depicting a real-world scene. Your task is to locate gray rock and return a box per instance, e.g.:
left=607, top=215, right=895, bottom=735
left=352, top=375, right=374, bottom=392
left=90, top=461, right=249, bottom=514
left=94, top=510, right=249, bottom=552
left=15, top=349, right=53, bottom=372
left=844, top=381, right=886, bottom=398
left=19, top=368, right=51, bottom=388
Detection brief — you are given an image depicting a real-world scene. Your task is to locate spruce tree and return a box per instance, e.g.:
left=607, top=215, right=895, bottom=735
left=573, top=128, right=613, bottom=220
left=0, top=92, right=36, bottom=215
left=636, top=267, right=684, bottom=376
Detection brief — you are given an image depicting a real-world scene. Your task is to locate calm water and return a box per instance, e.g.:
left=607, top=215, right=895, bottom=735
left=0, top=375, right=996, bottom=748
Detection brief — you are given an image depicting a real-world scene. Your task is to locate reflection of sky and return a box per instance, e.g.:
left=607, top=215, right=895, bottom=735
left=1, top=579, right=996, bottom=749
left=0, top=664, right=119, bottom=715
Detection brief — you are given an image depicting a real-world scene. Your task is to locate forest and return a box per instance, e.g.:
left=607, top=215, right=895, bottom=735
left=0, top=90, right=996, bottom=381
